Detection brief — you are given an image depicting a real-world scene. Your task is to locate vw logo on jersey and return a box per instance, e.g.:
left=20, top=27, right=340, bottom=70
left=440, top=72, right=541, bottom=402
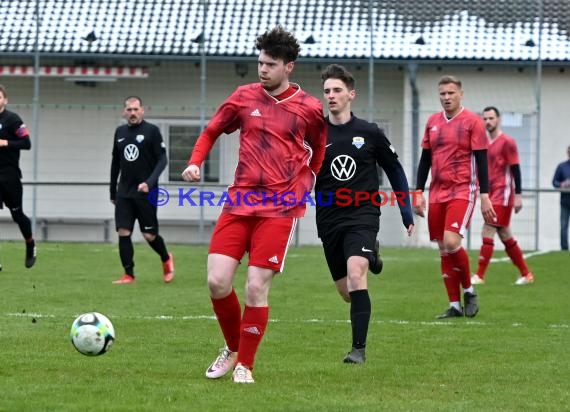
left=124, top=144, right=139, bottom=161
left=352, top=136, right=365, bottom=149
left=136, top=134, right=145, bottom=143
left=331, top=155, right=356, bottom=181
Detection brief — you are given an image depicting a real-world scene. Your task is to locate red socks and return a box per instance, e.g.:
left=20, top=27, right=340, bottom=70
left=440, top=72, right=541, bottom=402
left=440, top=252, right=460, bottom=302
left=503, top=238, right=530, bottom=275
left=237, top=306, right=269, bottom=370
left=448, top=246, right=472, bottom=289
left=477, top=237, right=495, bottom=279
left=211, top=289, right=242, bottom=352
left=211, top=292, right=269, bottom=370
left=476, top=237, right=530, bottom=279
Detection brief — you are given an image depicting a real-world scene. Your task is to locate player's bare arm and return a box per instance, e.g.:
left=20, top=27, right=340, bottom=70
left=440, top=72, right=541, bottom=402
left=137, top=182, right=149, bottom=193
left=514, top=193, right=523, bottom=213
left=480, top=193, right=497, bottom=222
left=181, top=164, right=201, bottom=182
left=413, top=193, right=426, bottom=218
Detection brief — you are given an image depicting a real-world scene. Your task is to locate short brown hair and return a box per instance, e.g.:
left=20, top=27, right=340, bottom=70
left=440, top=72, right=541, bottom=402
left=321, top=64, right=355, bottom=90
left=0, top=84, right=7, bottom=98
left=438, top=75, right=462, bottom=89
left=124, top=95, right=143, bottom=106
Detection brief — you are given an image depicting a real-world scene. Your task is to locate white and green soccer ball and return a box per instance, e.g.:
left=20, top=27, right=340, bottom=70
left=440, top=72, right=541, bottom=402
left=70, top=312, right=115, bottom=356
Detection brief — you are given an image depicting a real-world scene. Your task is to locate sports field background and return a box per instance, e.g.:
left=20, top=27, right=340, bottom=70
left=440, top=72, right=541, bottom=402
left=0, top=241, right=568, bottom=411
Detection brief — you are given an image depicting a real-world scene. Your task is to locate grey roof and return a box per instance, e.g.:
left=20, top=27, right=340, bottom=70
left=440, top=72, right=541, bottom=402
left=1, top=0, right=569, bottom=61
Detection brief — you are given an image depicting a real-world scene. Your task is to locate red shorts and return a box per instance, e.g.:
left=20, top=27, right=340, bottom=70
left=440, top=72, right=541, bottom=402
left=487, top=204, right=513, bottom=228
left=209, top=213, right=297, bottom=273
left=428, top=199, right=475, bottom=241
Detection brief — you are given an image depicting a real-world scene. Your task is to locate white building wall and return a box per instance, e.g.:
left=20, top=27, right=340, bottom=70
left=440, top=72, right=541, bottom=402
left=1, top=60, right=567, bottom=250
left=537, top=73, right=570, bottom=251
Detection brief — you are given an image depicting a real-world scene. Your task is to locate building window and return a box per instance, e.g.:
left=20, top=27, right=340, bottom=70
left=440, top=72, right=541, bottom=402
left=151, top=120, right=220, bottom=183
left=501, top=112, right=536, bottom=188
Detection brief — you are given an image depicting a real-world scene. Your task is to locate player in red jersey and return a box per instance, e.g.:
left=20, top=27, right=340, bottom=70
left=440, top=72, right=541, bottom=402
left=414, top=75, right=496, bottom=319
left=471, top=107, right=534, bottom=286
left=181, top=26, right=326, bottom=384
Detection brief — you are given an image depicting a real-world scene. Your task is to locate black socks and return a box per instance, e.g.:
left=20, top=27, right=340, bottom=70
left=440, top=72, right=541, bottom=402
left=118, top=236, right=134, bottom=276
left=349, top=289, right=371, bottom=350
left=147, top=235, right=169, bottom=262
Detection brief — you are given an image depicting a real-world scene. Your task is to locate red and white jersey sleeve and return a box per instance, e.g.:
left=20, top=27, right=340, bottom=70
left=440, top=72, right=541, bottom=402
left=421, top=108, right=487, bottom=203
left=488, top=133, right=520, bottom=207
left=189, top=83, right=326, bottom=217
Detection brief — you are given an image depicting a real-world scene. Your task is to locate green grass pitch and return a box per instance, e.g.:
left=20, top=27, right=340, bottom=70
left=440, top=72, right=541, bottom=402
left=0, top=242, right=568, bottom=411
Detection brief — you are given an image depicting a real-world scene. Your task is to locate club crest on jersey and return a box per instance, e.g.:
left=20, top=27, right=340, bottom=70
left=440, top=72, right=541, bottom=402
left=352, top=136, right=365, bottom=149
left=136, top=134, right=145, bottom=143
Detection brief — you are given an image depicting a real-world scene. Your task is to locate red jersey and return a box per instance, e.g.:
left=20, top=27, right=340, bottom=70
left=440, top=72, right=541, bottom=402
left=488, top=132, right=520, bottom=207
left=422, top=108, right=487, bottom=203
left=189, top=83, right=326, bottom=217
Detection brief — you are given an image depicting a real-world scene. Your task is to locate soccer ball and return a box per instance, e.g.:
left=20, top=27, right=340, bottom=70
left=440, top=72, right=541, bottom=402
left=70, top=312, right=115, bottom=356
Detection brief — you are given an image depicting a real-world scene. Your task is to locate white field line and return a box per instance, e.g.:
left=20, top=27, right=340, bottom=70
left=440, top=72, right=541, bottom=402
left=490, top=249, right=551, bottom=263
left=4, top=312, right=568, bottom=329
left=301, top=249, right=552, bottom=263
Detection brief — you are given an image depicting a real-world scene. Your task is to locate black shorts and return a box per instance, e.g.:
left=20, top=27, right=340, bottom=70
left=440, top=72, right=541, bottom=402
left=115, top=196, right=159, bottom=234
left=320, top=227, right=378, bottom=281
left=0, top=178, right=23, bottom=210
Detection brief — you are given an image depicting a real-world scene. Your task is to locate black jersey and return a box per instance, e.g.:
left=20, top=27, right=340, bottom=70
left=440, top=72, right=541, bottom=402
left=0, top=109, right=31, bottom=180
left=110, top=120, right=167, bottom=199
left=315, top=114, right=413, bottom=237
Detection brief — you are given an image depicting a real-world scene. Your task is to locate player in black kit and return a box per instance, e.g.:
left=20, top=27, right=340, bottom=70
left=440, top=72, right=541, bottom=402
left=0, top=84, right=36, bottom=270
left=110, top=96, right=174, bottom=284
left=316, top=65, right=414, bottom=363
